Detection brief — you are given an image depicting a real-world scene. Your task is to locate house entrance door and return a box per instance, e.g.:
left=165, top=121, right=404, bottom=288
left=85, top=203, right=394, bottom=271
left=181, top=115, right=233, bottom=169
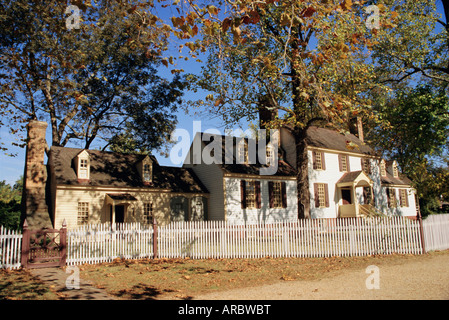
left=115, top=205, right=125, bottom=223
left=341, top=188, right=352, bottom=204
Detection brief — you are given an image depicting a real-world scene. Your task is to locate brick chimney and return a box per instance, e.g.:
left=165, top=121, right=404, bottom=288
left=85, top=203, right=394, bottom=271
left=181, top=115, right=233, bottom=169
left=258, top=96, right=278, bottom=130
left=348, top=116, right=364, bottom=142
left=21, top=120, right=52, bottom=229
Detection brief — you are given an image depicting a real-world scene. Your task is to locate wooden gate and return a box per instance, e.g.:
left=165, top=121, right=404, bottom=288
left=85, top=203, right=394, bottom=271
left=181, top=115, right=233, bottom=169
left=21, top=220, right=67, bottom=269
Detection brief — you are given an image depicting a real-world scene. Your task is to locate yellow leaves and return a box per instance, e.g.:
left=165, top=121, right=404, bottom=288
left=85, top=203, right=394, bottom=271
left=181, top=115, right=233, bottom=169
left=340, top=0, right=353, bottom=11
left=206, top=5, right=219, bottom=17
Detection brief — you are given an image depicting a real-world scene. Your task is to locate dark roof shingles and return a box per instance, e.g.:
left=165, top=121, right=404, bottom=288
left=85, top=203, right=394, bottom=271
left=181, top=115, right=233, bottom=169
left=49, top=147, right=208, bottom=193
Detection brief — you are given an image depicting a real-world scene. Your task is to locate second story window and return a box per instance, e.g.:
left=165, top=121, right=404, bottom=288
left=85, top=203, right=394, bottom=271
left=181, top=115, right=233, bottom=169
left=339, top=154, right=349, bottom=172
left=313, top=151, right=325, bottom=170
left=361, top=158, right=371, bottom=175
left=266, top=145, right=274, bottom=165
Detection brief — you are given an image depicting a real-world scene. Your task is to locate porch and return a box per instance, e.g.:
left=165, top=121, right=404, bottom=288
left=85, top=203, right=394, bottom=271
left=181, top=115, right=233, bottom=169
left=336, top=171, right=381, bottom=218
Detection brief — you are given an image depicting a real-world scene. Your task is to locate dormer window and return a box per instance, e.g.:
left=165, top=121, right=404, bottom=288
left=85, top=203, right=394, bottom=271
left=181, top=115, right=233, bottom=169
left=237, top=140, right=248, bottom=164
left=266, top=144, right=274, bottom=165
left=143, top=163, right=152, bottom=182
left=392, top=161, right=399, bottom=178
left=380, top=160, right=386, bottom=177
left=139, top=156, right=153, bottom=184
left=75, top=150, right=90, bottom=180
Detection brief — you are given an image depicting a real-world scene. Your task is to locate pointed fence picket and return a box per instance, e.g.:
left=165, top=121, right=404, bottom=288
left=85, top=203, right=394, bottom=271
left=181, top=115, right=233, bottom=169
left=0, top=226, right=22, bottom=269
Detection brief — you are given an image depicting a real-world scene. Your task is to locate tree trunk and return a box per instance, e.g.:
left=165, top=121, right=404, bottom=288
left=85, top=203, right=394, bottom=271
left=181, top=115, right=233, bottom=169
left=294, top=125, right=310, bottom=219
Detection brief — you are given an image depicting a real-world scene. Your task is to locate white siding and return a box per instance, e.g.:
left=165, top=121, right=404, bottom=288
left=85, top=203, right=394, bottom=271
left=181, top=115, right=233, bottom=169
left=54, top=187, right=187, bottom=229
left=308, top=150, right=341, bottom=218
left=308, top=150, right=417, bottom=218
left=224, top=177, right=297, bottom=224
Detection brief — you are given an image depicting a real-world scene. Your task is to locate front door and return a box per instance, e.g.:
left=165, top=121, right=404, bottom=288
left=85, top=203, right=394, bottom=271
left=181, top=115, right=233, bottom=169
left=341, top=188, right=352, bottom=205
left=115, top=205, right=125, bottom=223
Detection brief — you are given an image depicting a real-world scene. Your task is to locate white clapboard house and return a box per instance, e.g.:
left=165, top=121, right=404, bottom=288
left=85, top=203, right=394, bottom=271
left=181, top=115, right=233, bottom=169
left=21, top=118, right=419, bottom=230
left=183, top=124, right=419, bottom=223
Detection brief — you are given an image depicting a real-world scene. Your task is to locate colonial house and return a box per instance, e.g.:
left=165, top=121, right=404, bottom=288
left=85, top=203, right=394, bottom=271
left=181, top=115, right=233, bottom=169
left=182, top=132, right=298, bottom=224
left=21, top=119, right=419, bottom=230
left=21, top=121, right=209, bottom=230
left=280, top=125, right=419, bottom=219
left=182, top=125, right=419, bottom=223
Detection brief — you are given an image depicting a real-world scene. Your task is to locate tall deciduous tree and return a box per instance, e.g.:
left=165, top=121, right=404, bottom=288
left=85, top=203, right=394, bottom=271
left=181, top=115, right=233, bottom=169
left=0, top=0, right=184, bottom=154
left=370, top=0, right=448, bottom=86
left=172, top=0, right=393, bottom=218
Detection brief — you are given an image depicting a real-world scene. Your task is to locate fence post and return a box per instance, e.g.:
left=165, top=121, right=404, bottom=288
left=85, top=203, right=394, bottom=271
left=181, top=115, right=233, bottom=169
left=153, top=217, right=158, bottom=259
left=20, top=219, right=30, bottom=269
left=418, top=215, right=426, bottom=254
left=59, top=219, right=67, bottom=267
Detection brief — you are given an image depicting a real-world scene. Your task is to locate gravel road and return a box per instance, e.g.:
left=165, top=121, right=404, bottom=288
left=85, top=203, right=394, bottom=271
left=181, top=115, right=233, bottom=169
left=194, top=253, right=449, bottom=300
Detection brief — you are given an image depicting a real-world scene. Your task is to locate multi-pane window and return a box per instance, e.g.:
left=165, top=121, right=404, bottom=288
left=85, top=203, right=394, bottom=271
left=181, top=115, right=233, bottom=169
left=380, top=160, right=387, bottom=177
left=266, top=145, right=274, bottom=165
left=77, top=202, right=89, bottom=225
left=143, top=202, right=153, bottom=224
left=271, top=181, right=283, bottom=208
left=238, top=141, right=248, bottom=164
left=399, top=189, right=408, bottom=207
left=388, top=188, right=397, bottom=208
left=245, top=180, right=256, bottom=208
left=313, top=151, right=325, bottom=170
left=340, top=155, right=348, bottom=172
left=317, top=183, right=326, bottom=208
left=393, top=163, right=399, bottom=178
left=143, top=163, right=152, bottom=182
left=361, top=158, right=371, bottom=175
left=79, top=159, right=88, bottom=179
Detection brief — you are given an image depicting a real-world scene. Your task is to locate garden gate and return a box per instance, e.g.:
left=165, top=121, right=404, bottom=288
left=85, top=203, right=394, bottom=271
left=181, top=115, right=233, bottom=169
left=21, top=219, right=67, bottom=269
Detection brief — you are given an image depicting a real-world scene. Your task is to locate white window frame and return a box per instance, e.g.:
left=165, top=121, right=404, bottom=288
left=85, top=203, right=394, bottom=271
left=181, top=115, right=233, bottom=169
left=77, top=202, right=89, bottom=225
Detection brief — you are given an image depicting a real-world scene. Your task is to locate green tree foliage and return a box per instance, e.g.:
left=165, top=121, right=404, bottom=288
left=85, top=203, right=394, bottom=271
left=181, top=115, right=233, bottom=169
left=0, top=177, right=23, bottom=230
left=368, top=85, right=449, bottom=175
left=0, top=0, right=185, bottom=154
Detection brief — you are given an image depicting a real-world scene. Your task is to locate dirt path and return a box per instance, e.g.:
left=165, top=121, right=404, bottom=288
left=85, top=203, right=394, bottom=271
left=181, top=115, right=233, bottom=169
left=194, top=253, right=449, bottom=300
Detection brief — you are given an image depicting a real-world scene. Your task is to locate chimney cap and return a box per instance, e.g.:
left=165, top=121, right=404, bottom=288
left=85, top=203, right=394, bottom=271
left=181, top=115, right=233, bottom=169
left=27, top=120, right=48, bottom=129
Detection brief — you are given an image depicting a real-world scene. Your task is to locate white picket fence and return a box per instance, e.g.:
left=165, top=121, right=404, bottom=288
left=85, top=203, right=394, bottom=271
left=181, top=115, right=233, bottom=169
left=2, top=215, right=449, bottom=269
left=422, top=214, right=449, bottom=251
left=157, top=217, right=424, bottom=259
left=0, top=226, right=22, bottom=269
left=66, top=223, right=154, bottom=266
left=66, top=217, right=424, bottom=265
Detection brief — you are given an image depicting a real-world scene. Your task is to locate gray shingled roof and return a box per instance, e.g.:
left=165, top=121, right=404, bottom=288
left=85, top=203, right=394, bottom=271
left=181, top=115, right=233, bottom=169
left=305, top=126, right=376, bottom=156
left=48, top=146, right=209, bottom=193
left=199, top=132, right=297, bottom=177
